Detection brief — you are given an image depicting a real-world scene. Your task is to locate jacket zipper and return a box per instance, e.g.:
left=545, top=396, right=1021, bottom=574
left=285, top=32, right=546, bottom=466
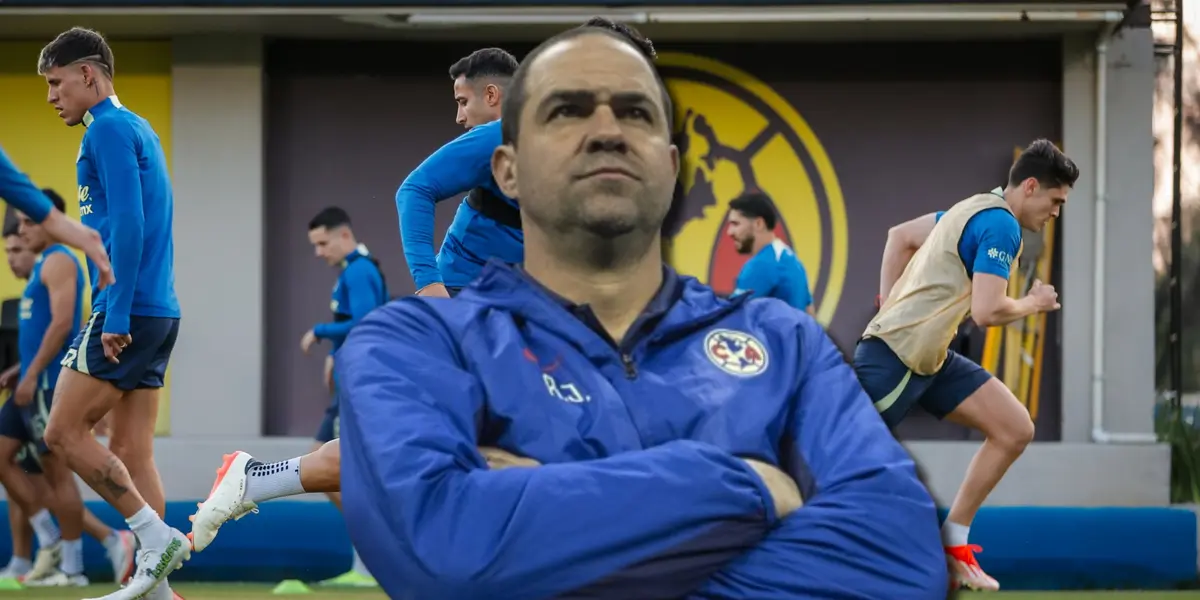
left=620, top=353, right=638, bottom=379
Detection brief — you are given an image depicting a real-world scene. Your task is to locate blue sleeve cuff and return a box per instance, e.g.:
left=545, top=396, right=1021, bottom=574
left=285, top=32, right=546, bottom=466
left=102, top=312, right=131, bottom=336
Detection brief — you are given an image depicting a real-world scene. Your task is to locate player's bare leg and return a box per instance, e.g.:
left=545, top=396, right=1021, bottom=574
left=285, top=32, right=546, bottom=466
left=81, top=506, right=138, bottom=584
left=0, top=437, right=69, bottom=584
left=189, top=439, right=340, bottom=552
left=941, top=378, right=1035, bottom=591
left=45, top=371, right=190, bottom=597
left=2, top=500, right=32, bottom=579
left=28, top=454, right=89, bottom=586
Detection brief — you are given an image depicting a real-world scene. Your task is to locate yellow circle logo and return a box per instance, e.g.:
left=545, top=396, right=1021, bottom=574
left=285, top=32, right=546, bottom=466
left=660, top=53, right=848, bottom=325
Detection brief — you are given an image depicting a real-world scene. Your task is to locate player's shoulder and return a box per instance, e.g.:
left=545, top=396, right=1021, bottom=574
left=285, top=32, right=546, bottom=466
left=970, top=206, right=1021, bottom=236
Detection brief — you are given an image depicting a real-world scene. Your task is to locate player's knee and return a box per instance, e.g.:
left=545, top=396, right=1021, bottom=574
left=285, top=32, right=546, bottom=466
left=43, top=418, right=84, bottom=455
left=995, top=412, right=1035, bottom=455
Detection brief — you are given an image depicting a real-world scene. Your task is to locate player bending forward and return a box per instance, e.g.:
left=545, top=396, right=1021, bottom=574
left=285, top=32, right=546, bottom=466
left=853, top=139, right=1076, bottom=591
left=38, top=27, right=188, bottom=600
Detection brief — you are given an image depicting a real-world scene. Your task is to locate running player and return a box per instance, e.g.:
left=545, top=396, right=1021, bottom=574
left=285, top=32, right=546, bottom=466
left=36, top=27, right=188, bottom=600
left=189, top=17, right=663, bottom=553
left=0, top=214, right=136, bottom=586
left=853, top=139, right=1076, bottom=591
left=298, top=207, right=387, bottom=586
left=726, top=191, right=815, bottom=314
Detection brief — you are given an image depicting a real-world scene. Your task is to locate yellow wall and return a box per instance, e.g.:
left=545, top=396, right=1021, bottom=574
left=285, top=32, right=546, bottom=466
left=0, top=41, right=174, bottom=435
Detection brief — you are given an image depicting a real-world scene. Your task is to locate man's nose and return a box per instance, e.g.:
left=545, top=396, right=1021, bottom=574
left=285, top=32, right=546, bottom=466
left=585, top=106, right=627, bottom=154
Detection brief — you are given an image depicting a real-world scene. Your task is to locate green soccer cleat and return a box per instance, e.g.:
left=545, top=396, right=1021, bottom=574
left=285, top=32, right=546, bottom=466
left=317, top=570, right=377, bottom=588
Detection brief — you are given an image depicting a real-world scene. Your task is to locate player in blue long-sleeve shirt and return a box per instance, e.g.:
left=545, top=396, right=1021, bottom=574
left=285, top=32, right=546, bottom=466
left=35, top=27, right=189, bottom=600
left=330, top=29, right=946, bottom=599
left=397, top=48, right=521, bottom=298
left=0, top=145, right=113, bottom=287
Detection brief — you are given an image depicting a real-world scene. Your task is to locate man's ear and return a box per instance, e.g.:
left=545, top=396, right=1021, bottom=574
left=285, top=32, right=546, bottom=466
left=485, top=84, right=502, bottom=107
left=492, top=144, right=518, bottom=199
left=668, top=143, right=680, bottom=180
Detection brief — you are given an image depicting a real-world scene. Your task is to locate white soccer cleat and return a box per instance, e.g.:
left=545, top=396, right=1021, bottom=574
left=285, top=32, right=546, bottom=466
left=88, top=529, right=191, bottom=600
left=946, top=544, right=1000, bottom=592
left=188, top=451, right=259, bottom=552
left=20, top=540, right=61, bottom=584
left=107, top=530, right=138, bottom=584
left=22, top=569, right=88, bottom=587
left=0, top=563, right=30, bottom=580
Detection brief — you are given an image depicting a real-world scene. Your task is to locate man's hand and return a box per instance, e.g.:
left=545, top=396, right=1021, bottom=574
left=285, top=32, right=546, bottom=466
left=101, top=333, right=131, bottom=364
left=301, top=329, right=318, bottom=354
left=416, top=283, right=451, bottom=298
left=13, top=376, right=35, bottom=407
left=42, top=210, right=114, bottom=290
left=1025, top=279, right=1061, bottom=312
left=741, top=458, right=803, bottom=519
left=479, top=446, right=541, bottom=469
left=0, top=365, right=20, bottom=389
left=324, top=355, right=335, bottom=393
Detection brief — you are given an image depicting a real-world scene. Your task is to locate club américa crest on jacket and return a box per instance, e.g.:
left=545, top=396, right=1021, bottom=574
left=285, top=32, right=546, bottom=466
left=704, top=329, right=769, bottom=377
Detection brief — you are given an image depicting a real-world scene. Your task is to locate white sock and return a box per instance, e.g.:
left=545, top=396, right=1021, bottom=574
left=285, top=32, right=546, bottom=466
left=942, top=520, right=971, bottom=547
left=244, top=457, right=305, bottom=504
left=351, top=548, right=371, bottom=577
left=60, top=538, right=84, bottom=575
left=28, top=509, right=61, bottom=548
left=6, top=556, right=31, bottom=574
left=126, top=505, right=171, bottom=550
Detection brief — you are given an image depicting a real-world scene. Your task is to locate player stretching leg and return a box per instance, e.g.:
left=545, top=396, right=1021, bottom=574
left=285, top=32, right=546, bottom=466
left=37, top=28, right=188, bottom=600
left=189, top=18, right=662, bottom=554
left=853, top=139, right=1076, bottom=591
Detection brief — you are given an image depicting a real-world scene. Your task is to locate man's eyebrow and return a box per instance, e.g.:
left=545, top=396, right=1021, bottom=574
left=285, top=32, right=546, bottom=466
left=536, top=89, right=655, bottom=111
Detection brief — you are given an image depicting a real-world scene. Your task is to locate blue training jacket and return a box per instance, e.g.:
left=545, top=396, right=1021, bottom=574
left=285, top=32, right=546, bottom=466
left=336, top=261, right=946, bottom=600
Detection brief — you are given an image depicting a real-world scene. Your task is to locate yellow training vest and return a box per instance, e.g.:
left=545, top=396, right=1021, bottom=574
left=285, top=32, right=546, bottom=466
left=864, top=190, right=1020, bottom=375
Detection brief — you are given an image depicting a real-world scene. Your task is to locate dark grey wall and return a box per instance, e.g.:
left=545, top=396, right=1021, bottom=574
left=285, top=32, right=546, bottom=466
left=264, top=39, right=1063, bottom=440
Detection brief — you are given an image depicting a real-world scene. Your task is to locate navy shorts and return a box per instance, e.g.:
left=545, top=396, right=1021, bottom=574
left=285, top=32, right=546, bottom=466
left=314, top=396, right=339, bottom=443
left=446, top=286, right=463, bottom=298
left=63, top=312, right=180, bottom=392
left=852, top=336, right=992, bottom=428
left=0, top=387, right=53, bottom=468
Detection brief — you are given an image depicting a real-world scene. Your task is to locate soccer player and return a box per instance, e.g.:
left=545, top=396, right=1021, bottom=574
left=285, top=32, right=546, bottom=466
left=36, top=28, right=188, bottom=600
left=298, top=207, right=386, bottom=586
left=854, top=139, right=1075, bottom=591
left=333, top=27, right=946, bottom=599
left=397, top=47, right=520, bottom=298
left=188, top=17, right=669, bottom=552
left=0, top=146, right=113, bottom=289
left=726, top=191, right=815, bottom=314
left=0, top=216, right=136, bottom=586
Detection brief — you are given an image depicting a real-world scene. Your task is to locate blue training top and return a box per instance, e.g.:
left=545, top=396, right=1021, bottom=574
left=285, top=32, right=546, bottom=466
left=733, top=239, right=813, bottom=311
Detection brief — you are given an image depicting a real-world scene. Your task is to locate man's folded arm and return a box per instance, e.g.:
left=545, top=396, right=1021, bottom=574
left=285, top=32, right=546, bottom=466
left=693, top=317, right=948, bottom=600
left=336, top=301, right=778, bottom=600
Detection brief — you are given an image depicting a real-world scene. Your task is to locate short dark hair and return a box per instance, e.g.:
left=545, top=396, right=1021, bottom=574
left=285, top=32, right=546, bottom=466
left=729, top=192, right=778, bottom=230
left=1009, top=139, right=1079, bottom=190
left=580, top=17, right=657, bottom=61
left=448, top=48, right=519, bottom=84
left=38, top=27, right=114, bottom=78
left=308, top=207, right=351, bottom=231
left=40, top=188, right=66, bottom=213
left=3, top=222, right=21, bottom=238
left=501, top=27, right=673, bottom=146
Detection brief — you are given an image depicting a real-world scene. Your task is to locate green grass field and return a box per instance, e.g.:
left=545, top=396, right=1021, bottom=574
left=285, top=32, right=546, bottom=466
left=8, top=586, right=1200, bottom=599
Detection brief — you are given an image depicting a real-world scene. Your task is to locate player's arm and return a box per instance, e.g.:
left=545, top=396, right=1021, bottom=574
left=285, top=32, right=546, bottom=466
left=0, top=145, right=53, bottom=223
left=0, top=146, right=113, bottom=288
left=312, top=264, right=384, bottom=345
left=24, top=253, right=80, bottom=383
left=89, top=120, right=145, bottom=335
left=733, top=259, right=778, bottom=300
left=696, top=318, right=948, bottom=599
left=879, top=212, right=938, bottom=301
left=336, top=301, right=782, bottom=600
left=796, top=262, right=816, bottom=316
left=969, top=213, right=1038, bottom=327
left=396, top=122, right=503, bottom=292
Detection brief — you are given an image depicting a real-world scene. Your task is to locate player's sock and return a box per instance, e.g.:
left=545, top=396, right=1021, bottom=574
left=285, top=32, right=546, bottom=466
left=351, top=548, right=371, bottom=577
left=244, top=457, right=304, bottom=503
left=60, top=538, right=84, bottom=575
left=5, top=556, right=32, bottom=574
left=127, top=504, right=172, bottom=549
left=941, top=520, right=970, bottom=547
left=28, top=509, right=61, bottom=547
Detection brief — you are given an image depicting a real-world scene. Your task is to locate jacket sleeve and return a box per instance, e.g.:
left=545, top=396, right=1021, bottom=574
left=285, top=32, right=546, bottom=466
left=396, top=123, right=501, bottom=290
left=336, top=301, right=778, bottom=600
left=692, top=317, right=948, bottom=600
